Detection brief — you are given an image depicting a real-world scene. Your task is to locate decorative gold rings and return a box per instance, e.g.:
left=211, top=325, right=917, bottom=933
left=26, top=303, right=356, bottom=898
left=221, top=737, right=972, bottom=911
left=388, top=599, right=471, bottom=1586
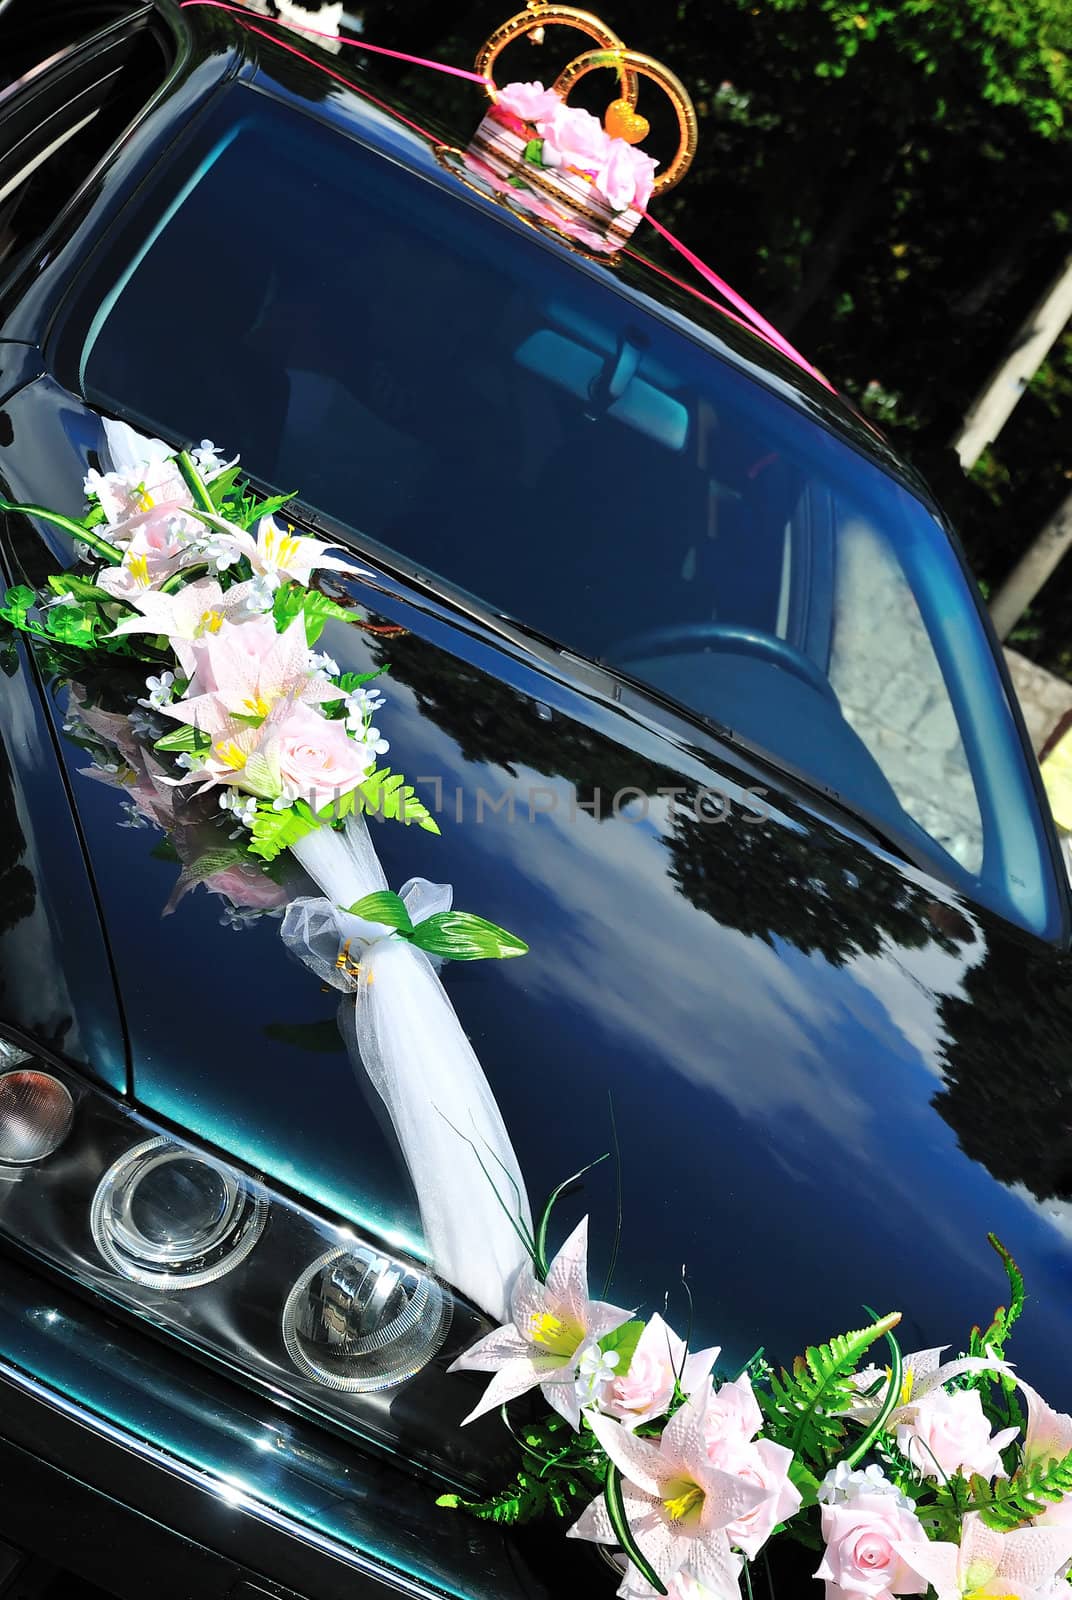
left=475, top=6, right=639, bottom=106
left=553, top=48, right=698, bottom=194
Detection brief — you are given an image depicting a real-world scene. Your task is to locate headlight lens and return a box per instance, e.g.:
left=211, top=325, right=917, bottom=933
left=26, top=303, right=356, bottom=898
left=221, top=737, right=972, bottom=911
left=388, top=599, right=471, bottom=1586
left=91, top=1136, right=267, bottom=1289
left=0, top=1068, right=74, bottom=1165
left=284, top=1244, right=450, bottom=1392
left=0, top=1042, right=503, bottom=1490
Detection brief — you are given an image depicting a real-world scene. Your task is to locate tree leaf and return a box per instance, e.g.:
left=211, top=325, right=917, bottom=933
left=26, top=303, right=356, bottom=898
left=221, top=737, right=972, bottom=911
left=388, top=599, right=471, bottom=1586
left=409, top=911, right=527, bottom=960
left=346, top=890, right=414, bottom=933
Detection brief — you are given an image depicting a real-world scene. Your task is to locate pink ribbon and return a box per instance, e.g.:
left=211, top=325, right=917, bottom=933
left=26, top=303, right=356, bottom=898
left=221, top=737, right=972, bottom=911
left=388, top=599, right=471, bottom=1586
left=177, top=0, right=490, bottom=83
left=178, top=0, right=832, bottom=391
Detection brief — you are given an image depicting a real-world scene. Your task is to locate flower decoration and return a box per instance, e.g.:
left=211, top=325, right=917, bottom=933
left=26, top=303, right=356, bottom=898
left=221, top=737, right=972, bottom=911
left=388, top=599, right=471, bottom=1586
left=448, top=1216, right=633, bottom=1427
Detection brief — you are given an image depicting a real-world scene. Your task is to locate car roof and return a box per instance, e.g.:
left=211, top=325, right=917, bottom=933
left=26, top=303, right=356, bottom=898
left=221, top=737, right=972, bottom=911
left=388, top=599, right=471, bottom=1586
left=165, top=1, right=937, bottom=510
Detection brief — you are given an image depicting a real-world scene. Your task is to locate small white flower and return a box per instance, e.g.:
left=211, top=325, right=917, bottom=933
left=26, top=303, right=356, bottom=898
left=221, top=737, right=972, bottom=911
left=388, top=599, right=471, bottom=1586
left=574, top=1343, right=620, bottom=1411
left=218, top=791, right=258, bottom=828
left=243, top=574, right=278, bottom=613
left=138, top=670, right=176, bottom=711
left=117, top=801, right=150, bottom=830
left=819, top=1462, right=915, bottom=1512
left=190, top=439, right=235, bottom=477
left=362, top=726, right=390, bottom=757
left=309, top=650, right=340, bottom=678
left=205, top=537, right=241, bottom=574
left=175, top=751, right=204, bottom=772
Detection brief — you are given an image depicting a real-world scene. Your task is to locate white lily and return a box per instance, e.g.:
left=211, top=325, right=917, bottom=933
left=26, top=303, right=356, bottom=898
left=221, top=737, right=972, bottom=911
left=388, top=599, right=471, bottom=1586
left=448, top=1216, right=632, bottom=1428
left=205, top=514, right=366, bottom=589
left=569, top=1388, right=767, bottom=1599
left=895, top=1511, right=1072, bottom=1599
left=851, top=1345, right=1014, bottom=1430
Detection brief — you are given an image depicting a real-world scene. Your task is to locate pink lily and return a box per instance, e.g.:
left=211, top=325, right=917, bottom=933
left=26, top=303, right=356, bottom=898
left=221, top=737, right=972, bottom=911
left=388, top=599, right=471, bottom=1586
left=108, top=576, right=264, bottom=673
left=851, top=1345, right=1014, bottom=1430
left=895, top=1511, right=1072, bottom=1599
left=569, top=1389, right=768, bottom=1599
left=448, top=1216, right=632, bottom=1428
left=1019, top=1383, right=1072, bottom=1529
left=160, top=615, right=341, bottom=721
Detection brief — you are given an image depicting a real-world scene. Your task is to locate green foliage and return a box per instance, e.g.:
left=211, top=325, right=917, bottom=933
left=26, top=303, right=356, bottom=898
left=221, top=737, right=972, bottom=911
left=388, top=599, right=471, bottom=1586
left=966, top=1448, right=1072, bottom=1530
left=247, top=801, right=320, bottom=862
left=0, top=585, right=37, bottom=630
left=759, top=1312, right=901, bottom=1466
left=605, top=1465, right=667, bottom=1595
left=523, top=137, right=546, bottom=166
left=599, top=1319, right=647, bottom=1374
left=271, top=582, right=352, bottom=645
left=408, top=911, right=528, bottom=960
left=154, top=724, right=211, bottom=755
left=969, top=1234, right=1026, bottom=1366
left=358, top=767, right=440, bottom=833
left=346, top=889, right=414, bottom=932
left=437, top=1412, right=605, bottom=1526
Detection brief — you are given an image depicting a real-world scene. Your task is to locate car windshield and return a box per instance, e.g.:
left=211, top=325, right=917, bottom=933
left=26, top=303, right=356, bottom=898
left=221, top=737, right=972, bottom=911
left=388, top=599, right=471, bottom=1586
left=55, top=84, right=1060, bottom=937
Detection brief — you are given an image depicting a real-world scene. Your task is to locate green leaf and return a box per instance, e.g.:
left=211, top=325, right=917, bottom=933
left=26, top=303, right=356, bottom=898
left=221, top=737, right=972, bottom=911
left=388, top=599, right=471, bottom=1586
left=0, top=584, right=39, bottom=629
left=44, top=605, right=98, bottom=647
left=247, top=800, right=319, bottom=863
left=437, top=1463, right=596, bottom=1527
left=271, top=582, right=351, bottom=645
left=968, top=1447, right=1072, bottom=1531
left=599, top=1319, right=646, bottom=1374
left=408, top=911, right=527, bottom=961
left=523, top=137, right=546, bottom=165
left=0, top=499, right=122, bottom=565
left=47, top=573, right=119, bottom=606
left=533, top=1155, right=609, bottom=1281
left=154, top=724, right=212, bottom=754
left=758, top=1312, right=902, bottom=1467
left=787, top=1458, right=822, bottom=1511
left=337, top=668, right=386, bottom=694
left=206, top=464, right=242, bottom=510
left=844, top=1309, right=903, bottom=1469
left=346, top=890, right=414, bottom=933
left=358, top=767, right=440, bottom=833
left=175, top=450, right=216, bottom=515
left=605, top=1466, right=667, bottom=1595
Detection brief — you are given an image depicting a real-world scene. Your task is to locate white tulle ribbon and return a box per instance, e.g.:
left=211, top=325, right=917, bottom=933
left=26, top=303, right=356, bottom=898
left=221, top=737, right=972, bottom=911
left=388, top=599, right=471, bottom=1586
left=284, top=816, right=532, bottom=1322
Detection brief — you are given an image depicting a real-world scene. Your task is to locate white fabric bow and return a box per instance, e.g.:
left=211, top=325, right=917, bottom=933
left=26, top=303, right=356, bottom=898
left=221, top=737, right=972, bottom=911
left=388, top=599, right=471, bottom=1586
left=283, top=817, right=532, bottom=1322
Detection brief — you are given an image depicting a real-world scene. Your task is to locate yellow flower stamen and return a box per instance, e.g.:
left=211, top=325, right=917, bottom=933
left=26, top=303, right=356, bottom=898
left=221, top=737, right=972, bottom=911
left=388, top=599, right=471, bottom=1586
left=135, top=489, right=155, bottom=512
left=898, top=1368, right=914, bottom=1407
left=198, top=609, right=224, bottom=635
left=530, top=1311, right=564, bottom=1348
left=242, top=692, right=272, bottom=718
left=663, top=1484, right=704, bottom=1524
left=214, top=739, right=247, bottom=771
left=263, top=524, right=302, bottom=572
left=126, top=552, right=150, bottom=587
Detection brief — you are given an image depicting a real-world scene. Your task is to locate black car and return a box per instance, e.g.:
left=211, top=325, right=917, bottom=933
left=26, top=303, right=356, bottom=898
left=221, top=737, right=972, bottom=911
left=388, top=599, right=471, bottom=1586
left=1, top=4, right=1070, bottom=1597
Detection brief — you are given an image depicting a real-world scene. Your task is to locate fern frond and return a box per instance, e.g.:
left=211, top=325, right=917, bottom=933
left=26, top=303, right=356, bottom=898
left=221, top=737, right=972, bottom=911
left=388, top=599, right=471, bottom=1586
left=358, top=768, right=440, bottom=833
left=248, top=801, right=319, bottom=862
left=969, top=1235, right=1026, bottom=1367
left=759, top=1313, right=901, bottom=1468
left=968, top=1448, right=1072, bottom=1531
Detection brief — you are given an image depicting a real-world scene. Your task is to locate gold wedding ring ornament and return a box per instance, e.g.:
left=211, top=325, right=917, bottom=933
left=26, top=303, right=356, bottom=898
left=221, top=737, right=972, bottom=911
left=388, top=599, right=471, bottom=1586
left=475, top=4, right=698, bottom=195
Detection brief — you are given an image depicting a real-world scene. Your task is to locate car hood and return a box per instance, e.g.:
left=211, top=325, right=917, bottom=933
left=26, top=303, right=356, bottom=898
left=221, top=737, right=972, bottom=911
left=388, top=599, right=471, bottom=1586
left=4, top=380, right=1072, bottom=1408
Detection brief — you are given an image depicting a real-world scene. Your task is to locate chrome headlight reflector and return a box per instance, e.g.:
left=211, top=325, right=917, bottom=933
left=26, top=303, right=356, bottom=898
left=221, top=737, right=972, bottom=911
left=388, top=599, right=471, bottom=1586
left=283, top=1244, right=450, bottom=1393
left=91, top=1135, right=267, bottom=1289
left=0, top=1042, right=501, bottom=1489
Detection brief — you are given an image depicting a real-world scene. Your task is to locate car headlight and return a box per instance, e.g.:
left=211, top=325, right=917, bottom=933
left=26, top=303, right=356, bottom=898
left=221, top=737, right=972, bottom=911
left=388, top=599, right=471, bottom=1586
left=0, top=1038, right=507, bottom=1490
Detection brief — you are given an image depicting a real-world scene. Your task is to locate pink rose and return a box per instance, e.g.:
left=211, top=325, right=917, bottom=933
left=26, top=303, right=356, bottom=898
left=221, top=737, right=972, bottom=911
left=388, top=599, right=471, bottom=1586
left=540, top=102, right=611, bottom=174
left=274, top=704, right=374, bottom=811
left=204, top=864, right=291, bottom=912
left=816, top=1491, right=928, bottom=1599
left=707, top=1433, right=801, bottom=1558
left=593, top=141, right=658, bottom=213
left=895, top=1388, right=1019, bottom=1481
left=495, top=80, right=562, bottom=125
left=601, top=1313, right=718, bottom=1430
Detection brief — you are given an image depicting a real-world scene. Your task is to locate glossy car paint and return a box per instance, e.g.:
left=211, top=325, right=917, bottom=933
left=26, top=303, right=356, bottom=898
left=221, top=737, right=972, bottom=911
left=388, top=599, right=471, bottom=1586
left=1, top=6, right=1071, bottom=1596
